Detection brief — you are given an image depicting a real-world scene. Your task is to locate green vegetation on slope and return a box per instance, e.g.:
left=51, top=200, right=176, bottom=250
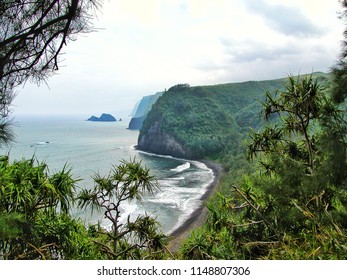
left=140, top=73, right=330, bottom=160
left=178, top=74, right=347, bottom=260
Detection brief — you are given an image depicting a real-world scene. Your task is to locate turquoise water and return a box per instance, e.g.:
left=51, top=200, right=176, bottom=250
left=1, top=115, right=214, bottom=234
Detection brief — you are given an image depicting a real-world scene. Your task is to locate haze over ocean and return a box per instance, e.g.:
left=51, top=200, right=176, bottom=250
left=1, top=115, right=214, bottom=233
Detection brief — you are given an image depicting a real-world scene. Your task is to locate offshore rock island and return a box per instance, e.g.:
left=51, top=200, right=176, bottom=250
left=87, top=113, right=117, bottom=122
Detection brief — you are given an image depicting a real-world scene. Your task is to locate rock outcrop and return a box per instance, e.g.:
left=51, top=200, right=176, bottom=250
left=87, top=113, right=117, bottom=122
left=87, top=115, right=99, bottom=121
left=138, top=121, right=193, bottom=159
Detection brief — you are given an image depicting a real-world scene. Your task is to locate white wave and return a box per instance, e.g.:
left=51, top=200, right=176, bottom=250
left=166, top=174, right=215, bottom=235
left=156, top=185, right=203, bottom=201
left=134, top=147, right=217, bottom=234
left=147, top=197, right=180, bottom=209
left=166, top=195, right=206, bottom=235
left=171, top=162, right=190, bottom=173
left=191, top=160, right=210, bottom=171
left=136, top=148, right=214, bottom=176
left=120, top=201, right=138, bottom=218
left=30, top=141, right=51, bottom=147
left=158, top=179, right=181, bottom=187
left=170, top=176, right=185, bottom=181
left=137, top=149, right=173, bottom=159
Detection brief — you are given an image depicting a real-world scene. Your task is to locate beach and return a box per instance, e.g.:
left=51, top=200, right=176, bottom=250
left=168, top=160, right=224, bottom=252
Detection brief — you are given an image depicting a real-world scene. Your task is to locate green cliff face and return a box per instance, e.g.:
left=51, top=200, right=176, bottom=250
left=138, top=73, right=330, bottom=159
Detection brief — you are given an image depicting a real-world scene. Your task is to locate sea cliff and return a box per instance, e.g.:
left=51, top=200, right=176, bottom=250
left=137, top=73, right=330, bottom=160
left=138, top=121, right=194, bottom=158
left=137, top=80, right=282, bottom=159
left=128, top=92, right=163, bottom=130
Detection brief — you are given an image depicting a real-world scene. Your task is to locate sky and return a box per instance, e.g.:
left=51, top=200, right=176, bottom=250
left=13, top=0, right=345, bottom=117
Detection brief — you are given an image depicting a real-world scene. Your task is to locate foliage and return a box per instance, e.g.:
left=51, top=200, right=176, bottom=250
left=179, top=75, right=347, bottom=260
left=78, top=159, right=169, bottom=259
left=140, top=74, right=330, bottom=161
left=0, top=155, right=86, bottom=259
left=168, top=83, right=190, bottom=92
left=0, top=156, right=168, bottom=260
left=0, top=0, right=102, bottom=145
left=0, top=118, right=14, bottom=147
left=0, top=213, right=24, bottom=239
left=0, top=1, right=172, bottom=260
left=248, top=75, right=328, bottom=169
left=141, top=78, right=284, bottom=159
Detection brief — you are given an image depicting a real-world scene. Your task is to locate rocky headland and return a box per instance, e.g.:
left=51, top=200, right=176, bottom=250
left=137, top=120, right=194, bottom=159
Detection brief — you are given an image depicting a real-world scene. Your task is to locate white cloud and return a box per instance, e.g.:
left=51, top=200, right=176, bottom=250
left=13, top=0, right=344, bottom=116
left=243, top=0, right=324, bottom=37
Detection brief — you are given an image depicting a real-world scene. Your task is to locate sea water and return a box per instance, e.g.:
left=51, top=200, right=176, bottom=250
left=1, top=115, right=214, bottom=234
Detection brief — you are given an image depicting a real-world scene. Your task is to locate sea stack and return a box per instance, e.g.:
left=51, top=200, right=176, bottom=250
left=87, top=113, right=117, bottom=122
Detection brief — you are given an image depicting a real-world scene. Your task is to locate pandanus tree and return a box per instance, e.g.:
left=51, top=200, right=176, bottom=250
left=248, top=75, right=323, bottom=171
left=78, top=159, right=168, bottom=259
left=0, top=156, right=81, bottom=259
left=180, top=74, right=347, bottom=260
left=243, top=74, right=347, bottom=258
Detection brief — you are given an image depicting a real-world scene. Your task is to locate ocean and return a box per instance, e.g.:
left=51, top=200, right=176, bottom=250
left=0, top=115, right=214, bottom=234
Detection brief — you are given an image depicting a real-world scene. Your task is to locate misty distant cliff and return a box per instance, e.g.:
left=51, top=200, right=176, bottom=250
left=128, top=92, right=163, bottom=130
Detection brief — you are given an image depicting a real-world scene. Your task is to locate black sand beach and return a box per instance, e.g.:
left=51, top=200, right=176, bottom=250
left=168, top=160, right=224, bottom=252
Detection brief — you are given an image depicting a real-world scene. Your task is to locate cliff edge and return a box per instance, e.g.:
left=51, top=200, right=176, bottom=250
left=138, top=121, right=194, bottom=158
left=128, top=92, right=163, bottom=130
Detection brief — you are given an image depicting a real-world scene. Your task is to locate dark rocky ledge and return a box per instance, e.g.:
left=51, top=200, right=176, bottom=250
left=138, top=121, right=194, bottom=159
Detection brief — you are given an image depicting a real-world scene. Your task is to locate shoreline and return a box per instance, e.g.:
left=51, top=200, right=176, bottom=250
left=168, top=159, right=224, bottom=252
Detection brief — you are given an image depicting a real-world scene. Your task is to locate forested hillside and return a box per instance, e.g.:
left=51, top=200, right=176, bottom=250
left=177, top=74, right=347, bottom=260
left=137, top=71, right=347, bottom=260
left=138, top=73, right=330, bottom=160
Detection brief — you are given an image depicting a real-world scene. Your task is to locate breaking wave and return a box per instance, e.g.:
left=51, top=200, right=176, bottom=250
left=170, top=162, right=191, bottom=173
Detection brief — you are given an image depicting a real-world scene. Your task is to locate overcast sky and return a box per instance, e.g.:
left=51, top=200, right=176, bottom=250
left=13, top=0, right=344, bottom=117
